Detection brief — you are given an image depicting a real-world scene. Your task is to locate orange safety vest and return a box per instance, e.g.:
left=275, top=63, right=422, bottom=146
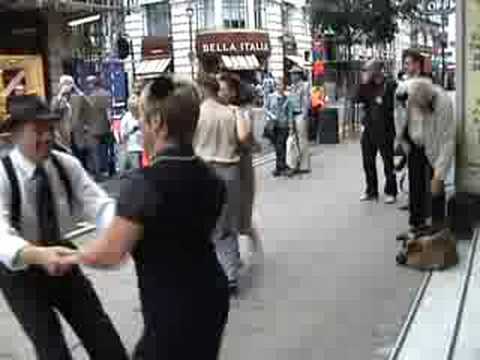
left=142, top=151, right=150, bottom=168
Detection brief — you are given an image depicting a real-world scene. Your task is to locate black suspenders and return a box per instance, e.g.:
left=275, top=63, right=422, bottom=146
left=1, top=153, right=74, bottom=232
left=1, top=156, right=21, bottom=232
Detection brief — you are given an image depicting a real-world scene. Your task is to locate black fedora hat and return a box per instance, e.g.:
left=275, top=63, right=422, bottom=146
left=7, top=95, right=60, bottom=124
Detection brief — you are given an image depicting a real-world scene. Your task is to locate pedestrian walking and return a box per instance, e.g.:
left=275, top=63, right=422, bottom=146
left=354, top=60, right=398, bottom=204
left=51, top=75, right=75, bottom=151
left=119, top=94, right=143, bottom=172
left=264, top=81, right=294, bottom=177
left=218, top=72, right=262, bottom=262
left=395, top=77, right=455, bottom=241
left=84, top=75, right=113, bottom=181
left=262, top=72, right=276, bottom=107
left=194, top=74, right=250, bottom=295
left=287, top=68, right=311, bottom=174
left=0, top=95, right=128, bottom=360
left=59, top=76, right=230, bottom=359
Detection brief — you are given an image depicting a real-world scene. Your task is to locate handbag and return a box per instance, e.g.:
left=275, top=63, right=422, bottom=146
left=286, top=127, right=302, bottom=170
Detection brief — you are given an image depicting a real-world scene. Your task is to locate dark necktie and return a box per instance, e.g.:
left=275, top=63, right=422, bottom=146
left=35, top=165, right=61, bottom=246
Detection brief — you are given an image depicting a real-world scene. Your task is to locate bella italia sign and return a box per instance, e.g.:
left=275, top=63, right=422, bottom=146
left=196, top=31, right=271, bottom=56
left=201, top=42, right=270, bottom=54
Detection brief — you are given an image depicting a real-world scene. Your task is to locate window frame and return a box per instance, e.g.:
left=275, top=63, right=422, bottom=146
left=254, top=0, right=267, bottom=29
left=196, top=0, right=215, bottom=31
left=223, top=0, right=247, bottom=29
left=144, top=1, right=171, bottom=37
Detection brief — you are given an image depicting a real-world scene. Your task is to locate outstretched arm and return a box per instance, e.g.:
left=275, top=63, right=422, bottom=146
left=74, top=216, right=141, bottom=268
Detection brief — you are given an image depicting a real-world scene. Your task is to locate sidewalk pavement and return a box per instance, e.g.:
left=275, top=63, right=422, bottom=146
left=0, top=141, right=426, bottom=359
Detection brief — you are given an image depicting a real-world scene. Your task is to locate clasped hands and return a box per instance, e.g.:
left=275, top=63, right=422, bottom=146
left=20, top=245, right=83, bottom=276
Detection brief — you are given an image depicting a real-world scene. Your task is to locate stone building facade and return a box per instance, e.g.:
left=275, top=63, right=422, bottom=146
left=125, top=0, right=312, bottom=84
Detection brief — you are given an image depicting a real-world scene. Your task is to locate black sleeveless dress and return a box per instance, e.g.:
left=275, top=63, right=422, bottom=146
left=116, top=143, right=230, bottom=359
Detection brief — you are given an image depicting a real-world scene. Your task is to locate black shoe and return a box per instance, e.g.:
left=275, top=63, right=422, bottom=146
left=272, top=170, right=282, bottom=177
left=285, top=168, right=298, bottom=177
left=228, top=280, right=239, bottom=297
left=398, top=204, right=409, bottom=211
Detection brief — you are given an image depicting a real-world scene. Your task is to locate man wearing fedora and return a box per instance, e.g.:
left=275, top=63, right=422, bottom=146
left=0, top=95, right=128, bottom=359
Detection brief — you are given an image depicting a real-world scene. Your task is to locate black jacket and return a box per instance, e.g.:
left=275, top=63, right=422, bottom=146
left=354, top=78, right=397, bottom=145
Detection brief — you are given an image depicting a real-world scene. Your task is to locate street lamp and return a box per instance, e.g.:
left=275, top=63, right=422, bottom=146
left=186, top=3, right=194, bottom=79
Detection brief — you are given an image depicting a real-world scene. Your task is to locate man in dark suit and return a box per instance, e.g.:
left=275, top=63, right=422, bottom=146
left=355, top=60, right=398, bottom=204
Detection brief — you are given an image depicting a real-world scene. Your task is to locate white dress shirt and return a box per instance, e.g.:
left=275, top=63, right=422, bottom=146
left=120, top=111, right=143, bottom=153
left=0, top=147, right=115, bottom=270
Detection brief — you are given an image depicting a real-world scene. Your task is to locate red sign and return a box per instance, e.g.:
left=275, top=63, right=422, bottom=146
left=196, top=31, right=271, bottom=56
left=142, top=36, right=171, bottom=59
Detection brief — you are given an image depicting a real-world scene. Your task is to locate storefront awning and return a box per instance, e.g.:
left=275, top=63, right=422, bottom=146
left=286, top=55, right=311, bottom=69
left=136, top=58, right=171, bottom=78
left=221, top=55, right=261, bottom=71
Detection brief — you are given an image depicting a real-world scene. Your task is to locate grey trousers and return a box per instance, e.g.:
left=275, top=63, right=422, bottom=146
left=211, top=163, right=241, bottom=282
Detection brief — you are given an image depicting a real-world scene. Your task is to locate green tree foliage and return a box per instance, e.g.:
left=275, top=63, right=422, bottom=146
left=312, top=0, right=420, bottom=58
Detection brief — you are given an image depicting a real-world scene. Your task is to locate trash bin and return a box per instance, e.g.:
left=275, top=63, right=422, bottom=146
left=318, top=107, right=339, bottom=144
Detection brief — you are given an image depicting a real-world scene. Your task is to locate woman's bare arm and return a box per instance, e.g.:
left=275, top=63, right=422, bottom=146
left=78, top=216, right=142, bottom=268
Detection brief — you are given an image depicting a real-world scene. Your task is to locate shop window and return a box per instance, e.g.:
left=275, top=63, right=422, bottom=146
left=145, top=1, right=171, bottom=37
left=282, top=3, right=294, bottom=34
left=303, top=7, right=310, bottom=36
left=197, top=0, right=215, bottom=30
left=223, top=0, right=246, bottom=29
left=254, top=0, right=267, bottom=29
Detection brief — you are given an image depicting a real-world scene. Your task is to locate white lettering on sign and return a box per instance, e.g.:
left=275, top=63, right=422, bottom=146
left=200, top=42, right=270, bottom=54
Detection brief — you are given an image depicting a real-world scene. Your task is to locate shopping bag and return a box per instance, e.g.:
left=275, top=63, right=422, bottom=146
left=286, top=130, right=301, bottom=170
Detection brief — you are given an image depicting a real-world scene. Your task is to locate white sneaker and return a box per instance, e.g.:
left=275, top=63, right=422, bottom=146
left=360, top=193, right=378, bottom=202
left=384, top=195, right=397, bottom=204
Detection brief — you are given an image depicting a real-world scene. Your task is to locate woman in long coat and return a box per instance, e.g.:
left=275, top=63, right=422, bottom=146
left=218, top=73, right=262, bottom=260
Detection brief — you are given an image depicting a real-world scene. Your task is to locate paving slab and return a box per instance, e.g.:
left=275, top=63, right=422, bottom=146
left=0, top=142, right=425, bottom=359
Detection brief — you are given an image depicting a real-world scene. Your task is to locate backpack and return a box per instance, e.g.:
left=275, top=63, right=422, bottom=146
left=1, top=153, right=73, bottom=232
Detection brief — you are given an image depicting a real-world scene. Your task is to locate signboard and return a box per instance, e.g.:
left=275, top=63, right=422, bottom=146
left=457, top=0, right=480, bottom=193
left=196, top=31, right=270, bottom=57
left=0, top=11, right=44, bottom=54
left=142, top=36, right=171, bottom=59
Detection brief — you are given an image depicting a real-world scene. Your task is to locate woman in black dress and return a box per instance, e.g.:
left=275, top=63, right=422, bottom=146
left=61, top=76, right=230, bottom=359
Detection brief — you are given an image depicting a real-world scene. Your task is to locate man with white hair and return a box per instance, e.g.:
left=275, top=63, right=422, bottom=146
left=395, top=77, right=455, bottom=240
left=51, top=75, right=75, bottom=151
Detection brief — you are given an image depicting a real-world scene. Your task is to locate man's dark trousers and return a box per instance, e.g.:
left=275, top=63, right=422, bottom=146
left=274, top=126, right=289, bottom=172
left=0, top=265, right=128, bottom=360
left=361, top=132, right=397, bottom=198
left=407, top=143, right=446, bottom=228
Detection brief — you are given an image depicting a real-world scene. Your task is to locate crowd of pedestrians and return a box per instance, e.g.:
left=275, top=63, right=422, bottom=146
left=0, top=71, right=271, bottom=359
left=0, top=45, right=458, bottom=359
left=354, top=49, right=456, bottom=247
left=263, top=69, right=312, bottom=177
